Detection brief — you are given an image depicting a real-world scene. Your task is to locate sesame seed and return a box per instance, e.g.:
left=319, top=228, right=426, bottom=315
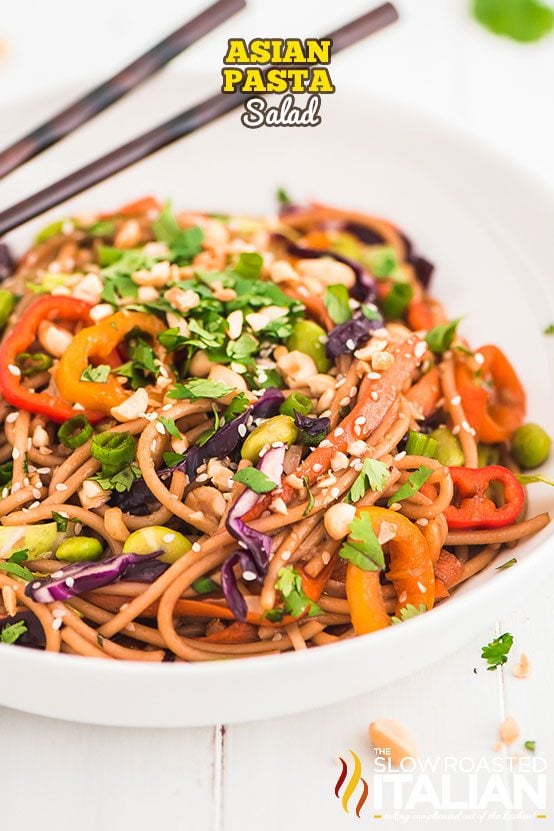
left=56, top=483, right=68, bottom=492
left=51, top=571, right=63, bottom=579
left=414, top=341, right=427, bottom=359
left=353, top=425, right=361, bottom=437
left=32, top=582, right=41, bottom=589
left=8, top=364, right=21, bottom=377
left=394, top=451, right=407, bottom=460
left=334, top=427, right=344, bottom=437
left=238, top=424, right=247, bottom=437
left=65, top=577, right=75, bottom=588
left=345, top=339, right=355, bottom=351
left=29, top=501, right=40, bottom=509
left=340, top=396, right=350, bottom=407
left=367, top=372, right=381, bottom=380
left=192, top=542, right=202, bottom=552
left=52, top=618, right=63, bottom=631
left=398, top=591, right=408, bottom=604
left=11, top=482, right=21, bottom=493
left=11, top=448, right=20, bottom=460
left=461, top=420, right=471, bottom=433
left=416, top=518, right=429, bottom=526
left=321, top=551, right=331, bottom=565
left=313, top=463, right=323, bottom=473
left=389, top=502, right=402, bottom=511
left=474, top=352, right=484, bottom=365
left=281, top=550, right=292, bottom=561
left=151, top=440, right=157, bottom=452
left=163, top=533, right=175, bottom=543
left=370, top=391, right=379, bottom=401
left=330, top=487, right=340, bottom=499
left=417, top=581, right=426, bottom=593
left=450, top=395, right=461, bottom=406
left=350, top=386, right=358, bottom=398
left=404, top=353, right=412, bottom=360
left=452, top=425, right=461, bottom=435
left=242, top=570, right=257, bottom=581
left=355, top=416, right=366, bottom=426
left=155, top=422, right=166, bottom=435
left=5, top=412, right=18, bottom=423
left=36, top=467, right=50, bottom=475
left=196, top=473, right=208, bottom=483
left=319, top=439, right=332, bottom=448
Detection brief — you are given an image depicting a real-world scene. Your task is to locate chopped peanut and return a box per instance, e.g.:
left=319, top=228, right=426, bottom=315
left=369, top=719, right=419, bottom=766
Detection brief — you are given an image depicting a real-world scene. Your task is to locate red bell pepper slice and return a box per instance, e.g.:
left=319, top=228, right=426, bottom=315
left=455, top=345, right=525, bottom=443
left=0, top=295, right=104, bottom=423
left=444, top=465, right=525, bottom=530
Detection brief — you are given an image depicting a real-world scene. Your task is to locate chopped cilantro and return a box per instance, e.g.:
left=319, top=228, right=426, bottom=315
left=163, top=451, right=187, bottom=467
left=339, top=513, right=385, bottom=572
left=392, top=603, right=427, bottom=624
left=275, top=566, right=322, bottom=618
left=93, top=464, right=142, bottom=493
left=232, top=468, right=277, bottom=494
left=387, top=466, right=433, bottom=507
left=80, top=364, right=111, bottom=383
left=233, top=252, right=263, bottom=280
left=196, top=406, right=221, bottom=447
left=1, top=620, right=28, bottom=644
left=52, top=511, right=69, bottom=532
left=153, top=202, right=204, bottom=264
left=158, top=416, right=180, bottom=438
left=223, top=392, right=249, bottom=421
left=346, top=458, right=390, bottom=503
left=481, top=632, right=513, bottom=670
left=276, top=187, right=292, bottom=207
left=324, top=284, right=352, bottom=325
left=365, top=246, right=399, bottom=279
left=168, top=379, right=233, bottom=400
left=226, top=333, right=258, bottom=362
left=516, top=473, right=554, bottom=487
left=544, top=323, right=554, bottom=335
left=8, top=549, right=28, bottom=565
left=381, top=282, right=413, bottom=320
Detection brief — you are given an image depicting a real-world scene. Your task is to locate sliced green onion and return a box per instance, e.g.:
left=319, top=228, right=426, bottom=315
left=91, top=431, right=136, bottom=475
left=426, top=318, right=461, bottom=354
left=15, top=352, right=53, bottom=377
left=87, top=220, right=115, bottom=237
left=381, top=282, right=413, bottom=320
left=0, top=290, right=15, bottom=329
left=324, top=284, right=351, bottom=324
left=280, top=392, right=312, bottom=419
left=35, top=219, right=66, bottom=244
left=405, top=430, right=438, bottom=459
left=58, top=415, right=93, bottom=450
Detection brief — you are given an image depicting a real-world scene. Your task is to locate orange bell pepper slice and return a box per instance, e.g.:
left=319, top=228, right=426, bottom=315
left=346, top=506, right=435, bottom=635
left=56, top=311, right=164, bottom=415
left=455, top=345, right=525, bottom=442
left=406, top=366, right=440, bottom=418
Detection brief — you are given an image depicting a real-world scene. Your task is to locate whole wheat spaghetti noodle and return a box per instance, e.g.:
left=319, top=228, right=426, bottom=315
left=0, top=197, right=549, bottom=661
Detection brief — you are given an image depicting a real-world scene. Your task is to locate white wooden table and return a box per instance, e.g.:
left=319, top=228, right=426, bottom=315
left=0, top=2, right=553, bottom=828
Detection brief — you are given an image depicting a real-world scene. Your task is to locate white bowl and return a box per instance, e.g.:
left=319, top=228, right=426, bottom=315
left=1, top=87, right=553, bottom=727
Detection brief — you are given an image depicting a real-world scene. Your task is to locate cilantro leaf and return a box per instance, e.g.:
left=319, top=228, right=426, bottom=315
left=92, top=463, right=142, bottom=493
left=276, top=187, right=292, bottom=207
left=8, top=549, right=28, bottom=565
left=196, top=406, right=221, bottom=447
left=153, top=202, right=204, bottom=264
left=544, top=323, right=554, bottom=335
left=481, top=632, right=513, bottom=670
left=388, top=466, right=433, bottom=507
left=0, top=561, right=34, bottom=581
left=163, top=451, right=187, bottom=467
left=158, top=416, right=180, bottom=438
left=80, top=364, right=111, bottom=383
left=473, top=0, right=554, bottom=43
left=223, top=392, right=249, bottom=421
left=391, top=603, right=427, bottom=624
left=324, top=284, right=352, bottom=325
left=339, top=513, right=385, bottom=572
left=381, top=282, right=413, bottom=320
left=426, top=318, right=461, bottom=354
left=1, top=620, right=28, bottom=645
left=275, top=566, right=322, bottom=618
left=365, top=246, right=399, bottom=279
left=516, top=473, right=554, bottom=487
left=232, top=468, right=278, bottom=494
left=347, top=458, right=390, bottom=503
left=226, top=333, right=258, bottom=362
left=52, top=511, right=69, bottom=532
left=168, top=379, right=233, bottom=400
left=524, top=740, right=536, bottom=752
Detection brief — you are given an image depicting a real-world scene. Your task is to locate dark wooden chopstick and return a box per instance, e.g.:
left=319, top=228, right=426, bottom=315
left=0, top=2, right=398, bottom=238
left=0, top=0, right=246, bottom=180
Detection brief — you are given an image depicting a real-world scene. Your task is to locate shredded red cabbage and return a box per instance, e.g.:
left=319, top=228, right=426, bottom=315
left=222, top=445, right=285, bottom=620
left=294, top=412, right=330, bottom=446
left=326, top=310, right=383, bottom=359
left=25, top=550, right=162, bottom=603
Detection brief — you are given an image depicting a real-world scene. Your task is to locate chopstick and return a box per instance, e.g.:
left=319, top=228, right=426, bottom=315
left=0, top=2, right=399, bottom=238
left=0, top=0, right=246, bottom=180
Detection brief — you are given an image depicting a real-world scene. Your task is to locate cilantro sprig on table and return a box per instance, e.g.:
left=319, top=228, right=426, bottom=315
left=481, top=632, right=514, bottom=670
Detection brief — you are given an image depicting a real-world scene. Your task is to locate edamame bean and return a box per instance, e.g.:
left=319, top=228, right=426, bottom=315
left=241, top=415, right=298, bottom=462
left=287, top=320, right=330, bottom=372
left=55, top=536, right=103, bottom=562
left=0, top=290, right=15, bottom=329
left=511, top=423, right=552, bottom=470
left=429, top=427, right=464, bottom=467
left=123, top=525, right=192, bottom=564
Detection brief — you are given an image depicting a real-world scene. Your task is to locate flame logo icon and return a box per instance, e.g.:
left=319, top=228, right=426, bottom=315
left=334, top=750, right=369, bottom=817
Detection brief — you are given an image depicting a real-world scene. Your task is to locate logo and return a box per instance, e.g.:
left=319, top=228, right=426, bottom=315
left=335, top=750, right=369, bottom=817
left=333, top=749, right=548, bottom=822
left=221, top=38, right=335, bottom=128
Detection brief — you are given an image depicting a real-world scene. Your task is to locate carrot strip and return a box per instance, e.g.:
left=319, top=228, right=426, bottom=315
left=406, top=366, right=440, bottom=418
